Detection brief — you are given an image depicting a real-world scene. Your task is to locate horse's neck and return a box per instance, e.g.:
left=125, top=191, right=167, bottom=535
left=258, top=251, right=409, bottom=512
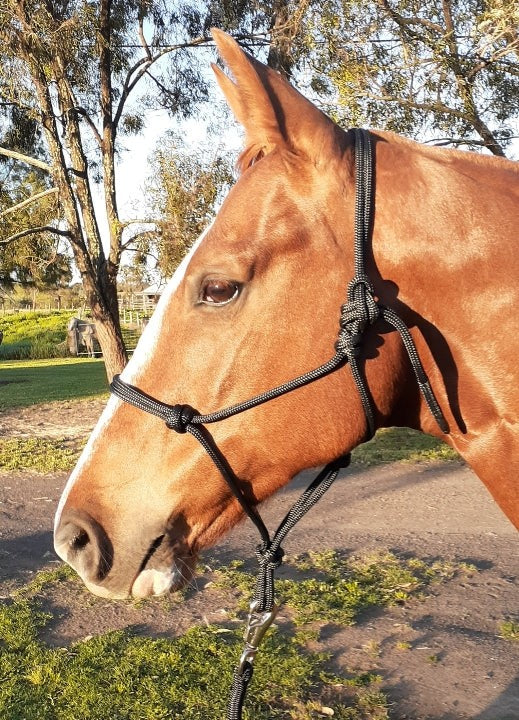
left=366, top=138, right=519, bottom=478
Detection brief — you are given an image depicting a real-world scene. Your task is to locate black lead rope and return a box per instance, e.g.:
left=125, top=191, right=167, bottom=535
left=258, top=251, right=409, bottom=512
left=109, top=129, right=448, bottom=720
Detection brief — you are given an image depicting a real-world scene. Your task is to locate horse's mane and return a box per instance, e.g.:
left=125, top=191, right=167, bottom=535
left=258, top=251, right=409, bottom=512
left=373, top=130, right=519, bottom=175
left=237, top=130, right=519, bottom=179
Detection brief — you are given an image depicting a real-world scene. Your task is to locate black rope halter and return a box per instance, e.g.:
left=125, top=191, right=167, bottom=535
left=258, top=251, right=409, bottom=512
left=110, top=129, right=448, bottom=719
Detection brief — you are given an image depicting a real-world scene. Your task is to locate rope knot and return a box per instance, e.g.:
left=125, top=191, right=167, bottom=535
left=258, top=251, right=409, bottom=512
left=335, top=275, right=379, bottom=359
left=255, top=542, right=285, bottom=570
left=165, top=404, right=196, bottom=433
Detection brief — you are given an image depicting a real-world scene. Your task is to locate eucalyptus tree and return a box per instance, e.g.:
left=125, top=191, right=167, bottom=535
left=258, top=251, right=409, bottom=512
left=0, top=1, right=218, bottom=378
left=0, top=0, right=318, bottom=377
left=141, top=139, right=234, bottom=278
left=3, top=0, right=514, bottom=379
left=0, top=170, right=71, bottom=291
left=304, top=0, right=519, bottom=156
left=0, top=105, right=70, bottom=290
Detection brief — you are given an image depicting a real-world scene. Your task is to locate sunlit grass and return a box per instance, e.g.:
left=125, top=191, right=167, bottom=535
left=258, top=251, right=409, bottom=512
left=214, top=550, right=472, bottom=625
left=0, top=437, right=83, bottom=472
left=0, top=357, right=108, bottom=409
left=0, top=310, right=75, bottom=360
left=352, top=427, right=460, bottom=465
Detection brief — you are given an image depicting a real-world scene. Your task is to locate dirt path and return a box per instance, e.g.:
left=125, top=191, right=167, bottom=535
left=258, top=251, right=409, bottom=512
left=0, top=398, right=106, bottom=438
left=0, top=401, right=518, bottom=720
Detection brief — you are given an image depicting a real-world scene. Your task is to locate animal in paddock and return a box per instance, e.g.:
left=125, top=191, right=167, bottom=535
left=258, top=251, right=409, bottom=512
left=54, top=29, right=518, bottom=601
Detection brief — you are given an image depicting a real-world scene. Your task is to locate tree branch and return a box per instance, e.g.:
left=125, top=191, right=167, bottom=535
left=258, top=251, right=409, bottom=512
left=74, top=106, right=103, bottom=147
left=121, top=223, right=160, bottom=252
left=377, top=0, right=444, bottom=36
left=138, top=13, right=152, bottom=61
left=424, top=136, right=501, bottom=147
left=121, top=219, right=158, bottom=229
left=144, top=69, right=171, bottom=97
left=0, top=225, right=71, bottom=245
left=0, top=146, right=51, bottom=171
left=112, top=30, right=270, bottom=132
left=441, top=0, right=505, bottom=156
left=122, top=245, right=160, bottom=264
left=0, top=187, right=58, bottom=218
left=467, top=41, right=519, bottom=81
left=363, top=84, right=469, bottom=120
left=113, top=35, right=214, bottom=131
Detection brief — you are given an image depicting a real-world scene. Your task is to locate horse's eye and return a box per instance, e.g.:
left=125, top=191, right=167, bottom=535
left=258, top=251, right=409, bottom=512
left=201, top=278, right=239, bottom=305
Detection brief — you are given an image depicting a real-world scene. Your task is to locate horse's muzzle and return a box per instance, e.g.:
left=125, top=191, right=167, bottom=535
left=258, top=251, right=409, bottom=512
left=54, top=508, right=114, bottom=585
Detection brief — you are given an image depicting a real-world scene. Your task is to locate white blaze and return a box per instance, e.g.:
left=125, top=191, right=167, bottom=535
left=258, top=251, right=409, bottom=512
left=54, top=224, right=212, bottom=533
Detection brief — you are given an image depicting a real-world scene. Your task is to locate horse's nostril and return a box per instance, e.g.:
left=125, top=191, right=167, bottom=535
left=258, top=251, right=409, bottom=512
left=54, top=509, right=113, bottom=583
left=71, top=529, right=90, bottom=551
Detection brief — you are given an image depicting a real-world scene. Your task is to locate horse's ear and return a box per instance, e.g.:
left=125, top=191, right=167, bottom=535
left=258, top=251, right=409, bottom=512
left=211, top=29, right=343, bottom=170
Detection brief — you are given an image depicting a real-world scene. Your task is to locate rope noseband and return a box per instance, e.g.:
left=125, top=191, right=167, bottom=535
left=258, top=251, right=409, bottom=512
left=110, top=129, right=448, bottom=719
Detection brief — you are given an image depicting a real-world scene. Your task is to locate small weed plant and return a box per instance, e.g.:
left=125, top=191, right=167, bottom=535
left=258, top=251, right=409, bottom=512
left=498, top=620, right=519, bottom=642
left=215, top=550, right=466, bottom=626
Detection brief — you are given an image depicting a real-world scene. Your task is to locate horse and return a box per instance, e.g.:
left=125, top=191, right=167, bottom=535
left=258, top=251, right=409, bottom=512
left=54, top=29, right=518, bottom=603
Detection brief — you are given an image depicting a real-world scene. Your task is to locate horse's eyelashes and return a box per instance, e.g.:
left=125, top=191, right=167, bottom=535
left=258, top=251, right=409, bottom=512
left=200, top=278, right=239, bottom=305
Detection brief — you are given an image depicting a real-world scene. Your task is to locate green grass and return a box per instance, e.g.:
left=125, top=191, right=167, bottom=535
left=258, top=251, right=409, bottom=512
left=0, top=311, right=75, bottom=360
left=352, top=427, right=460, bottom=465
left=0, top=437, right=82, bottom=472
left=0, top=565, right=390, bottom=720
left=12, top=565, right=78, bottom=600
left=498, top=620, right=519, bottom=642
left=0, top=357, right=108, bottom=409
left=0, top=551, right=476, bottom=719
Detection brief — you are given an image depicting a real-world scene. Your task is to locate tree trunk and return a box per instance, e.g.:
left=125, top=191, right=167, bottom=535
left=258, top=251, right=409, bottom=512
left=81, top=270, right=127, bottom=381
left=93, top=312, right=127, bottom=382
left=16, top=31, right=129, bottom=380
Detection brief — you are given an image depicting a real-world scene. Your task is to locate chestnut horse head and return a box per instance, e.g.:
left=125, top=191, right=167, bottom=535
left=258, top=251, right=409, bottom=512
left=54, top=30, right=519, bottom=599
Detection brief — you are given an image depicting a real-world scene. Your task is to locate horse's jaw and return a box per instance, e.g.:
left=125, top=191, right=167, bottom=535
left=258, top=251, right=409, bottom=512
left=131, top=552, right=198, bottom=599
left=130, top=533, right=198, bottom=599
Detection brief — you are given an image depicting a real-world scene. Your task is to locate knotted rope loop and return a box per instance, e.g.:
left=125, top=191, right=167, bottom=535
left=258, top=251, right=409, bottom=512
left=335, top=275, right=380, bottom=360
left=164, top=404, right=196, bottom=433
left=255, top=542, right=285, bottom=570
left=253, top=542, right=285, bottom=613
left=347, top=274, right=377, bottom=305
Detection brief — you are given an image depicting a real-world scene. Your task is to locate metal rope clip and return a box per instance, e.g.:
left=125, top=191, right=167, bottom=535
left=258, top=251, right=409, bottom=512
left=238, top=599, right=279, bottom=674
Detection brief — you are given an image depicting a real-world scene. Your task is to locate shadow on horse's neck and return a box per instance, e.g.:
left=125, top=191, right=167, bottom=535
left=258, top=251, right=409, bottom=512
left=365, top=250, right=466, bottom=436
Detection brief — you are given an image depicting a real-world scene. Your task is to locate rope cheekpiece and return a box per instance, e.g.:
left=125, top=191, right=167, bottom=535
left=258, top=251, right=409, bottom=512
left=109, top=129, right=449, bottom=720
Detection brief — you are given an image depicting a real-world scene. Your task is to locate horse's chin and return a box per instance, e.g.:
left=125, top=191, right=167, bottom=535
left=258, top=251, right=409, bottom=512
left=131, top=566, right=183, bottom=598
left=83, top=579, right=130, bottom=600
